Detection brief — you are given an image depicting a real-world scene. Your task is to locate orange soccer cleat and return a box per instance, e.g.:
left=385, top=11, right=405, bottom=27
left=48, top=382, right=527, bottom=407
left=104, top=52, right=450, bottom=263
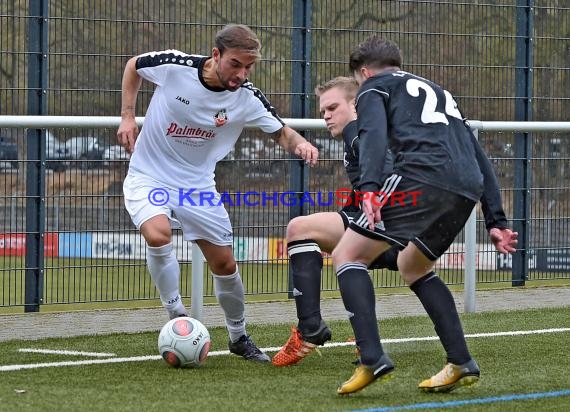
left=272, top=322, right=331, bottom=367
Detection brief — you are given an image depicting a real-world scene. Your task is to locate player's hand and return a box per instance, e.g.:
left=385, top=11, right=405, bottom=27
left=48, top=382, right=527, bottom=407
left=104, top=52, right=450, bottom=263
left=489, top=227, right=518, bottom=254
left=117, top=117, right=139, bottom=154
left=362, top=193, right=382, bottom=230
left=294, top=141, right=319, bottom=166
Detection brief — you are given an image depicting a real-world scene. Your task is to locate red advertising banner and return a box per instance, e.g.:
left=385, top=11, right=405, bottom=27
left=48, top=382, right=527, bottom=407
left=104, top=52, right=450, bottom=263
left=0, top=233, right=58, bottom=257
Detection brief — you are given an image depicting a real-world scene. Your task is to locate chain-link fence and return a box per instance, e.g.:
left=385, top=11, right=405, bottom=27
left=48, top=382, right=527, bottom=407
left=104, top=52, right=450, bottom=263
left=1, top=1, right=569, bottom=311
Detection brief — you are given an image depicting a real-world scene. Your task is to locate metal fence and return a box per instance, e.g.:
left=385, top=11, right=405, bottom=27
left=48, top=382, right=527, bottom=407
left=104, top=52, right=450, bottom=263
left=1, top=1, right=569, bottom=311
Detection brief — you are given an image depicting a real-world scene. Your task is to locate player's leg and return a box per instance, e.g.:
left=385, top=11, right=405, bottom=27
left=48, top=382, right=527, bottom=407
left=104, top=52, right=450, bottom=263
left=394, top=186, right=480, bottom=392
left=272, top=212, right=343, bottom=366
left=123, top=174, right=187, bottom=319
left=332, top=228, right=394, bottom=394
left=175, top=194, right=269, bottom=362
left=398, top=244, right=480, bottom=392
left=288, top=213, right=345, bottom=333
left=140, top=215, right=188, bottom=319
left=196, top=239, right=269, bottom=362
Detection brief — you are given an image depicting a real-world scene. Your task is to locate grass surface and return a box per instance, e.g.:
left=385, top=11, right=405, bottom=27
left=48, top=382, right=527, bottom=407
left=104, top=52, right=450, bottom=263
left=1, top=307, right=569, bottom=411
left=2, top=256, right=570, bottom=314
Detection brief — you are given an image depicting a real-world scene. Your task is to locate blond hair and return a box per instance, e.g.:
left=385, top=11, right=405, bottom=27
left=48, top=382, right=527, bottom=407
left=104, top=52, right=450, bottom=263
left=315, top=76, right=359, bottom=100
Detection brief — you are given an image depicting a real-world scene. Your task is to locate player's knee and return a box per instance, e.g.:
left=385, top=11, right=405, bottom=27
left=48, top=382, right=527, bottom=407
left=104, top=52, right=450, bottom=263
left=397, top=256, right=429, bottom=285
left=210, top=257, right=237, bottom=275
left=400, top=272, right=419, bottom=286
left=141, top=217, right=171, bottom=247
left=144, top=231, right=171, bottom=247
left=286, top=216, right=310, bottom=241
left=331, top=248, right=346, bottom=268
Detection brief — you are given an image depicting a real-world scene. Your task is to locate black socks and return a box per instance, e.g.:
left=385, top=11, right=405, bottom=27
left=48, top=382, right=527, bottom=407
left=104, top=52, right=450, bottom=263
left=337, top=262, right=385, bottom=367
left=288, top=239, right=324, bottom=335
left=410, top=272, right=471, bottom=365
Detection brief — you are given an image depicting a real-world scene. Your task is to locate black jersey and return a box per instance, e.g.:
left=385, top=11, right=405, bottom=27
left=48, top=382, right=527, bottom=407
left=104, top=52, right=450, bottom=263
left=344, top=118, right=507, bottom=230
left=342, top=120, right=393, bottom=189
left=356, top=70, right=484, bottom=202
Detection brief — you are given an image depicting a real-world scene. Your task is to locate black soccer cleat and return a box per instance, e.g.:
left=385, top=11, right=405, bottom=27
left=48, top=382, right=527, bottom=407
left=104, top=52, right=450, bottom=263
left=228, top=335, right=271, bottom=362
left=301, top=319, right=332, bottom=346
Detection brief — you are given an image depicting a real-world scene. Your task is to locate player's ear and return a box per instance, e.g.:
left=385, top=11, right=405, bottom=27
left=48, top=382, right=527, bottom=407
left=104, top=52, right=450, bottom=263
left=212, top=47, right=221, bottom=62
left=349, top=98, right=356, bottom=113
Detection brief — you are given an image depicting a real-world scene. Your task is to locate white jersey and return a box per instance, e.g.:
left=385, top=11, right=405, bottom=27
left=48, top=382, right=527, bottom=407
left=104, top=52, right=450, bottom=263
left=128, top=49, right=284, bottom=190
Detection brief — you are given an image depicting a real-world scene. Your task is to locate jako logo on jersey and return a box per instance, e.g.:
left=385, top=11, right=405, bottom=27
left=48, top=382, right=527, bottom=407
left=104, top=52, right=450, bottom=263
left=214, top=109, right=228, bottom=127
left=176, top=95, right=190, bottom=105
left=165, top=122, right=216, bottom=140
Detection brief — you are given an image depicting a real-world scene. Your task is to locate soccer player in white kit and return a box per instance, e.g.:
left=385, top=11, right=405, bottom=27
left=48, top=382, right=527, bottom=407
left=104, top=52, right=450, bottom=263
left=117, top=24, right=318, bottom=362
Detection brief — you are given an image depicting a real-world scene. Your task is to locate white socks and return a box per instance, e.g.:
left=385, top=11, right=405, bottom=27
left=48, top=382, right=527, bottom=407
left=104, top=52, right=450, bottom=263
left=147, top=244, right=246, bottom=337
left=146, top=243, right=187, bottom=317
left=213, top=270, right=246, bottom=342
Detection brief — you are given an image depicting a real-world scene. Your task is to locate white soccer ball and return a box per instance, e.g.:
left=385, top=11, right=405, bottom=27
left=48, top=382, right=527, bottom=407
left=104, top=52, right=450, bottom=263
left=158, top=317, right=211, bottom=368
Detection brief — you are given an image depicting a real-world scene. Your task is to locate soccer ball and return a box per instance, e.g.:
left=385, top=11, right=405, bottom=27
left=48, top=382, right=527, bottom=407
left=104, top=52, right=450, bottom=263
left=158, top=316, right=211, bottom=368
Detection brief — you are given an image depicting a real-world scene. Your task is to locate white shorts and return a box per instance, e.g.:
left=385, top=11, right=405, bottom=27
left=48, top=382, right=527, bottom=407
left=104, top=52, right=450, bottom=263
left=123, top=173, right=233, bottom=246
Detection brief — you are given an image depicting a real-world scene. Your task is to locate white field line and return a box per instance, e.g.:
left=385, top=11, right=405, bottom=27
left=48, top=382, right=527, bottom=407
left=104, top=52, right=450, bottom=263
left=18, top=348, right=116, bottom=357
left=2, top=327, right=569, bottom=372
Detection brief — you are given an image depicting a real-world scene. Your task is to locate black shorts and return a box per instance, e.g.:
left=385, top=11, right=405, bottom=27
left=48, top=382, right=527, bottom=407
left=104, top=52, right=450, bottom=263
left=338, top=201, right=399, bottom=271
left=349, top=175, right=477, bottom=261
left=339, top=204, right=360, bottom=229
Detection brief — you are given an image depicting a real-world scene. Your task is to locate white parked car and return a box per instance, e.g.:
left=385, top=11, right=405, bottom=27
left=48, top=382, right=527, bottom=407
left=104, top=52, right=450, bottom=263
left=62, top=136, right=101, bottom=160
left=45, top=131, right=69, bottom=171
left=103, top=145, right=130, bottom=167
left=57, top=136, right=106, bottom=169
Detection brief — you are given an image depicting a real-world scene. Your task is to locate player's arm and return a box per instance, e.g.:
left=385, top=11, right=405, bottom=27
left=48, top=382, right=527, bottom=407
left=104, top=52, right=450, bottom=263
left=117, top=56, right=143, bottom=154
left=470, top=132, right=518, bottom=254
left=270, top=125, right=319, bottom=166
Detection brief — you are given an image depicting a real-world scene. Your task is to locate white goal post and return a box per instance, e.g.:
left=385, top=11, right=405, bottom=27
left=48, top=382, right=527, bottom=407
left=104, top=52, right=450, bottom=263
left=1, top=115, right=569, bottom=318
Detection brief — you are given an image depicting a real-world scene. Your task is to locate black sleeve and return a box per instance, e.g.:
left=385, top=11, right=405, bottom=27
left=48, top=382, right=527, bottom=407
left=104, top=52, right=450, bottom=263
left=342, top=120, right=361, bottom=189
left=342, top=119, right=359, bottom=162
left=356, top=88, right=389, bottom=193
left=135, top=51, right=202, bottom=70
left=471, top=132, right=509, bottom=230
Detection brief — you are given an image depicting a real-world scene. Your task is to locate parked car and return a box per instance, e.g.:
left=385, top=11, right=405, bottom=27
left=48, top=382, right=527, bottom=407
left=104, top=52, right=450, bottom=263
left=61, top=136, right=99, bottom=158
left=78, top=142, right=107, bottom=169
left=5, top=131, right=68, bottom=172
left=0, top=135, right=18, bottom=170
left=24, top=132, right=105, bottom=171
left=220, top=135, right=343, bottom=179
left=45, top=131, right=70, bottom=171
left=233, top=136, right=286, bottom=178
left=103, top=144, right=130, bottom=167
left=61, top=136, right=106, bottom=169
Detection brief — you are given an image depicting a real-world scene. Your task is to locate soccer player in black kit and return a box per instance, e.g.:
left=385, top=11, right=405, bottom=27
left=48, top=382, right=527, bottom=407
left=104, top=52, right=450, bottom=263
left=332, top=36, right=515, bottom=394
left=272, top=77, right=517, bottom=370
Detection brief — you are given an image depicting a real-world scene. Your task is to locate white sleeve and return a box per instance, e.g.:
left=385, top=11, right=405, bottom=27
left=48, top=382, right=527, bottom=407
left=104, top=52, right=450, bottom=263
left=243, top=83, right=285, bottom=133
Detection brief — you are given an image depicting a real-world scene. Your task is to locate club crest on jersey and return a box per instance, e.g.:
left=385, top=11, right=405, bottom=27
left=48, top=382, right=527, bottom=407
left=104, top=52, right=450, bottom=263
left=214, top=109, right=228, bottom=127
